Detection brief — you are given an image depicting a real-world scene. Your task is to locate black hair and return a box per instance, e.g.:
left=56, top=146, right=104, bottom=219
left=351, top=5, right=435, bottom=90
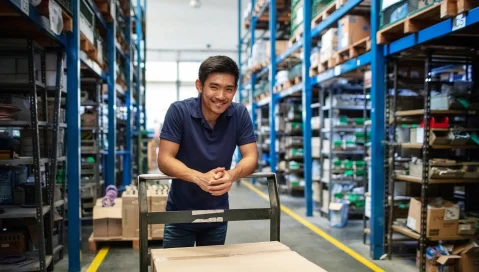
left=198, top=56, right=239, bottom=86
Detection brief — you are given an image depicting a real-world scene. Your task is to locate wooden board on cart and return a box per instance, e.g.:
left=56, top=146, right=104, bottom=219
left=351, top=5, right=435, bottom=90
left=151, top=241, right=327, bottom=272
left=88, top=233, right=163, bottom=252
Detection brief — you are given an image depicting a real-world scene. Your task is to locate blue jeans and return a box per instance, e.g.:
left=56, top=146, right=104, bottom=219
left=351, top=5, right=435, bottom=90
left=162, top=224, right=228, bottom=248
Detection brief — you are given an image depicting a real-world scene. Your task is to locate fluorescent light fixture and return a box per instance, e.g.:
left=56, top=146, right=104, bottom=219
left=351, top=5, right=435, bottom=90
left=190, top=0, right=201, bottom=8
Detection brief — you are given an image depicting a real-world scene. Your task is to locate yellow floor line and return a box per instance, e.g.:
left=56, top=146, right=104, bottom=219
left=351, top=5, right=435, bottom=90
left=242, top=181, right=385, bottom=272
left=86, top=247, right=110, bottom=272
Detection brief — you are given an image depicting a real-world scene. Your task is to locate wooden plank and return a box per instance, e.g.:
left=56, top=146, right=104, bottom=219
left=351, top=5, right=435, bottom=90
left=395, top=109, right=470, bottom=116
left=396, top=175, right=479, bottom=184
left=457, top=0, right=479, bottom=12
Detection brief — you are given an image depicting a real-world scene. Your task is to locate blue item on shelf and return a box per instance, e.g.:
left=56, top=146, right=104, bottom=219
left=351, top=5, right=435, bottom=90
left=329, top=201, right=349, bottom=228
left=0, top=169, right=14, bottom=205
left=390, top=2, right=408, bottom=24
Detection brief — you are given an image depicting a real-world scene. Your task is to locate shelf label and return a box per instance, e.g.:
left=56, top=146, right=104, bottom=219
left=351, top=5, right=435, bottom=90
left=20, top=0, right=29, bottom=15
left=49, top=0, right=63, bottom=35
left=356, top=59, right=361, bottom=66
left=334, top=65, right=341, bottom=76
left=452, top=14, right=466, bottom=31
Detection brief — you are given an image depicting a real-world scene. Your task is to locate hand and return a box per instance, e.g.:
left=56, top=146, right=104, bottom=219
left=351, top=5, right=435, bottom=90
left=208, top=170, right=234, bottom=196
left=195, top=167, right=225, bottom=193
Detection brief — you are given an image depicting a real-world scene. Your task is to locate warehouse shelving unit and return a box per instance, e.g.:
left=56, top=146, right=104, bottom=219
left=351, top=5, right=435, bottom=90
left=318, top=83, right=370, bottom=217
left=0, top=41, right=65, bottom=271
left=0, top=0, right=146, bottom=271
left=239, top=0, right=479, bottom=263
left=385, top=51, right=479, bottom=271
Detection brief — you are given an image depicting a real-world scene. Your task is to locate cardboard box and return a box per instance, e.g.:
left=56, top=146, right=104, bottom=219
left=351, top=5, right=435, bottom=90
left=122, top=192, right=140, bottom=239
left=151, top=242, right=326, bottom=272
left=93, top=198, right=122, bottom=238
left=266, top=41, right=289, bottom=58
left=150, top=190, right=168, bottom=239
left=453, top=242, right=479, bottom=272
left=123, top=191, right=153, bottom=239
left=337, top=15, right=370, bottom=50
left=406, top=198, right=460, bottom=238
left=416, top=250, right=461, bottom=272
left=319, top=28, right=338, bottom=62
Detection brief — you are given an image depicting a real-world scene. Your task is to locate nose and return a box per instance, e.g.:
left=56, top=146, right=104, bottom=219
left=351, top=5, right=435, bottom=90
left=216, top=90, right=226, bottom=101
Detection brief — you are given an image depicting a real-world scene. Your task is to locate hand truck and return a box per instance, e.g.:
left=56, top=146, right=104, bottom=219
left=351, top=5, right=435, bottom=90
left=138, top=172, right=280, bottom=272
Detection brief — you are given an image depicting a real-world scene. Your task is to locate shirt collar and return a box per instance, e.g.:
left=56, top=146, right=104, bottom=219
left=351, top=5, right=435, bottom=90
left=191, top=94, right=235, bottom=119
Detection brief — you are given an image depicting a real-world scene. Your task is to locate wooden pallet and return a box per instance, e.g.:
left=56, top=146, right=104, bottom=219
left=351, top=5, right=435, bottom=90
left=288, top=28, right=303, bottom=46
left=311, top=1, right=337, bottom=29
left=377, top=0, right=457, bottom=44
left=335, top=37, right=371, bottom=65
left=80, top=34, right=106, bottom=69
left=310, top=65, right=320, bottom=76
left=319, top=57, right=336, bottom=73
left=88, top=233, right=163, bottom=252
left=275, top=79, right=295, bottom=93
left=94, top=0, right=114, bottom=22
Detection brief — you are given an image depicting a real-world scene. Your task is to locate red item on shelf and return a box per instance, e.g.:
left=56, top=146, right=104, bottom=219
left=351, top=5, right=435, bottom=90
left=420, top=117, right=449, bottom=129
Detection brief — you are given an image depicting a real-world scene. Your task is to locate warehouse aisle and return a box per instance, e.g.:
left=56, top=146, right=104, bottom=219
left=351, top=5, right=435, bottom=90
left=69, top=182, right=401, bottom=272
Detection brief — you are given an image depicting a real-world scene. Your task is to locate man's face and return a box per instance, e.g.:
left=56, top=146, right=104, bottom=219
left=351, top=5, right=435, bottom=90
left=196, top=73, right=237, bottom=116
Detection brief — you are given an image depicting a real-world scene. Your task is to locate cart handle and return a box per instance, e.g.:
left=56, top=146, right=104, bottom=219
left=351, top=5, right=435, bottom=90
left=138, top=172, right=280, bottom=272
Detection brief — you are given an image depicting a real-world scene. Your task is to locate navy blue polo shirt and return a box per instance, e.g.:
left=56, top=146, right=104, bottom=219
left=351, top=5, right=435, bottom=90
left=160, top=95, right=256, bottom=227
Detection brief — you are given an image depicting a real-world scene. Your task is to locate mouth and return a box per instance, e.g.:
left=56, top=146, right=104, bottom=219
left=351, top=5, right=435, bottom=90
left=213, top=101, right=227, bottom=107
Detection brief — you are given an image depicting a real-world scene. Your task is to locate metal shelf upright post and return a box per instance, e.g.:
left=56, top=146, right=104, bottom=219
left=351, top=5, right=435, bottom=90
left=369, top=0, right=386, bottom=260
left=302, top=0, right=313, bottom=216
left=269, top=0, right=277, bottom=174
left=106, top=5, right=117, bottom=188
left=66, top=0, right=81, bottom=270
left=124, top=3, right=133, bottom=187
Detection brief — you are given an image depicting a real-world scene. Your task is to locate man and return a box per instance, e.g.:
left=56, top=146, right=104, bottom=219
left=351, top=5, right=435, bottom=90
left=157, top=56, right=258, bottom=248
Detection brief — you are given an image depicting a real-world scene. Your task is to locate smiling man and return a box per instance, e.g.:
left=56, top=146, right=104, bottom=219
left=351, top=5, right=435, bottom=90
left=157, top=56, right=258, bottom=248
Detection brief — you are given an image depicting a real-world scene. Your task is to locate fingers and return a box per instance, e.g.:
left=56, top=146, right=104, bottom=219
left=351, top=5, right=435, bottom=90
left=208, top=182, right=228, bottom=192
left=215, top=171, right=224, bottom=179
left=211, top=167, right=225, bottom=173
left=208, top=177, right=227, bottom=185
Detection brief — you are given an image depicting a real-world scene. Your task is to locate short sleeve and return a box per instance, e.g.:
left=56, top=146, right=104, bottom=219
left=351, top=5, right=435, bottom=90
left=160, top=103, right=183, bottom=144
left=237, top=105, right=256, bottom=146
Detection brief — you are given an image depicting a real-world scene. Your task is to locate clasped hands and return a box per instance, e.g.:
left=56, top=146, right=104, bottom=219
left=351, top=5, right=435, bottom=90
left=195, top=167, right=234, bottom=196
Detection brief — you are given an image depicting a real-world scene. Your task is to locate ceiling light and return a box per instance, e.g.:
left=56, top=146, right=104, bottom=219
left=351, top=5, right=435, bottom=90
left=190, top=0, right=201, bottom=8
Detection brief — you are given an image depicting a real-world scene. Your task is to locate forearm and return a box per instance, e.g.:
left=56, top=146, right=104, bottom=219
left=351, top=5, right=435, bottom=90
left=157, top=155, right=202, bottom=183
left=229, top=155, right=257, bottom=181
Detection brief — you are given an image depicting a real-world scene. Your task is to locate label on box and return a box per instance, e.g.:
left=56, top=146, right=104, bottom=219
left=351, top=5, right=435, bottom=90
left=444, top=208, right=459, bottom=220
left=49, top=0, right=64, bottom=35
left=459, top=224, right=472, bottom=231
left=407, top=216, right=417, bottom=230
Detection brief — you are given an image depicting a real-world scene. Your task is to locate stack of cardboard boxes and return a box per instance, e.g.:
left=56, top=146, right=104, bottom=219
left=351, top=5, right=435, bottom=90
left=93, top=185, right=170, bottom=240
left=406, top=198, right=479, bottom=271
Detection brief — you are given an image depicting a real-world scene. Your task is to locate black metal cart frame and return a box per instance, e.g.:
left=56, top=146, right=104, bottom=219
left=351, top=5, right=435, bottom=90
left=138, top=172, right=281, bottom=272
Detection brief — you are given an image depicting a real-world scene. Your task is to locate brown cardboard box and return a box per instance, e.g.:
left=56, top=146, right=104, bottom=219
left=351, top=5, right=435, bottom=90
left=151, top=242, right=326, bottom=272
left=122, top=191, right=152, bottom=239
left=150, top=190, right=168, bottom=239
left=416, top=250, right=461, bottom=272
left=338, top=15, right=370, bottom=50
left=93, top=198, right=122, bottom=238
left=453, top=242, right=479, bottom=272
left=122, top=192, right=139, bottom=239
left=406, top=198, right=460, bottom=238
left=265, top=41, right=289, bottom=58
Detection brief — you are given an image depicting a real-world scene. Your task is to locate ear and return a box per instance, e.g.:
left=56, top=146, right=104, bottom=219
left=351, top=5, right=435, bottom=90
left=195, top=79, right=202, bottom=93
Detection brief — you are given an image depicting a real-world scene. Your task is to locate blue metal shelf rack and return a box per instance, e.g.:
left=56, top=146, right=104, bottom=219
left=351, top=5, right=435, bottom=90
left=238, top=0, right=479, bottom=261
left=1, top=0, right=147, bottom=270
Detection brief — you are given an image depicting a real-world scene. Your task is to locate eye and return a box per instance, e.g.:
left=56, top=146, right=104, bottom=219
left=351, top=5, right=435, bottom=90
left=211, top=86, right=218, bottom=90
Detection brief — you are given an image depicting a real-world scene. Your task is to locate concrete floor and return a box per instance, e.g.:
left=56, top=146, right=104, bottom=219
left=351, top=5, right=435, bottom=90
left=55, top=182, right=418, bottom=272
